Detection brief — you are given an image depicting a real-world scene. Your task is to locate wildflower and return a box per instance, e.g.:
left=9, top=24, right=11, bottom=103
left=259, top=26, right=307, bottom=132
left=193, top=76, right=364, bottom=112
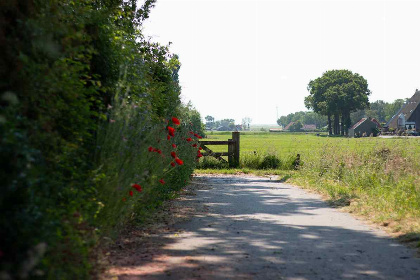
left=157, top=149, right=162, bottom=154
left=159, top=179, right=165, bottom=185
left=107, top=104, right=113, bottom=109
left=175, top=158, right=184, bottom=165
left=132, top=184, right=142, bottom=192
left=172, top=117, right=180, bottom=125
left=129, top=190, right=133, bottom=197
left=153, top=148, right=159, bottom=152
left=172, top=144, right=177, bottom=148
left=167, top=135, right=171, bottom=140
left=148, top=146, right=154, bottom=152
left=192, top=144, right=197, bottom=147
left=189, top=131, right=194, bottom=135
left=171, top=151, right=176, bottom=158
left=186, top=137, right=192, bottom=142
left=171, top=162, right=176, bottom=167
left=199, top=147, right=203, bottom=150
left=167, top=126, right=175, bottom=137
left=197, top=135, right=203, bottom=139
left=197, top=154, right=203, bottom=158
left=122, top=197, right=127, bottom=202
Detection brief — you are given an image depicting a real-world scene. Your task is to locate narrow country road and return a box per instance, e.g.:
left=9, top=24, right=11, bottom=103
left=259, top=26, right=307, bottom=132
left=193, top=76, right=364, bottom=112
left=107, top=175, right=420, bottom=280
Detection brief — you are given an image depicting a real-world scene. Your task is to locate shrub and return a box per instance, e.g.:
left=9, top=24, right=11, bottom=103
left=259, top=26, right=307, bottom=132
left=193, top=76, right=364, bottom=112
left=260, top=154, right=281, bottom=169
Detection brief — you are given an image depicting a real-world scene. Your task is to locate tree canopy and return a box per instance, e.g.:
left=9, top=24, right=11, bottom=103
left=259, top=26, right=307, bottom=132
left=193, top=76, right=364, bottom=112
left=305, top=70, right=370, bottom=135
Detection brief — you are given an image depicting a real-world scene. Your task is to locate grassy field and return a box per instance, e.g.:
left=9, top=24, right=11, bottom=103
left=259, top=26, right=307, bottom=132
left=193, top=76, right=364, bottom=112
left=204, top=131, right=420, bottom=157
left=196, top=132, right=420, bottom=245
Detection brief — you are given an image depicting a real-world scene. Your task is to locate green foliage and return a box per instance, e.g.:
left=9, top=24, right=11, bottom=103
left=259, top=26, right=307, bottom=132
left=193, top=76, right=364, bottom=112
left=260, top=154, right=281, bottom=169
left=306, top=69, right=371, bottom=135
left=277, top=111, right=327, bottom=128
left=289, top=121, right=303, bottom=132
left=0, top=0, right=203, bottom=278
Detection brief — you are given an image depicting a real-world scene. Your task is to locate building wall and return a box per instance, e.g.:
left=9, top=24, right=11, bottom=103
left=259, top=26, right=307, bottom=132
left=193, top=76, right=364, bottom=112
left=407, top=105, right=420, bottom=131
left=349, top=120, right=378, bottom=137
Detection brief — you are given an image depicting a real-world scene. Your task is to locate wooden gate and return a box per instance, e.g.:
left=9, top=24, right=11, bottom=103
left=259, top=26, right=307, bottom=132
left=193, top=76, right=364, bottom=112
left=199, top=132, right=240, bottom=167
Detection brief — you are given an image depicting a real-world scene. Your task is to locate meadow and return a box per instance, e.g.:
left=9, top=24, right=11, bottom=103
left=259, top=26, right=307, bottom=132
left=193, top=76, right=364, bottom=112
left=196, top=132, right=420, bottom=244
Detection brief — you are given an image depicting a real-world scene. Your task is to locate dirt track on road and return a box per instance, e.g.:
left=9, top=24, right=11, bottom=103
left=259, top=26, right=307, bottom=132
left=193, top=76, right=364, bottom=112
left=105, top=175, right=420, bottom=280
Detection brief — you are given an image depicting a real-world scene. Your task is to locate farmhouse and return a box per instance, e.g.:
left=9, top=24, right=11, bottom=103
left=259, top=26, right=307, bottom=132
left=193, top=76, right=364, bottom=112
left=348, top=117, right=381, bottom=137
left=384, top=89, right=420, bottom=132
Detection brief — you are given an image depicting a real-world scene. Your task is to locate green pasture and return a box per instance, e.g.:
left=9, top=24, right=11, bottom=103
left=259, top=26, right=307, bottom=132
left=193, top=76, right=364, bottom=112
left=204, top=131, right=420, bottom=158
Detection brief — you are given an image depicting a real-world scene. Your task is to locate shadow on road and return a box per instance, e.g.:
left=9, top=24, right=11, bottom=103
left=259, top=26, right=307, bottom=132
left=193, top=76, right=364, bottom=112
left=108, top=175, right=420, bottom=280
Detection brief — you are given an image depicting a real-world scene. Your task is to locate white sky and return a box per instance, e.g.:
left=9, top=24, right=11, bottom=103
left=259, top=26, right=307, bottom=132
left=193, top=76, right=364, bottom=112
left=142, top=0, right=420, bottom=124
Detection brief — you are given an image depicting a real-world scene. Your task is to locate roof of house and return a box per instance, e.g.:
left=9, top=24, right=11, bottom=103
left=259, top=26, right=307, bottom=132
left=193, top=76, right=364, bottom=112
left=303, top=124, right=316, bottom=131
left=350, top=117, right=381, bottom=130
left=385, top=90, right=420, bottom=128
left=350, top=118, right=367, bottom=130
left=371, top=118, right=382, bottom=129
left=284, top=122, right=295, bottom=130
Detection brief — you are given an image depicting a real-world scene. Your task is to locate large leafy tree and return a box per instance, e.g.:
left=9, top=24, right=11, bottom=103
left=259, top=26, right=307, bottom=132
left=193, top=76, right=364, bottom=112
left=305, top=70, right=370, bottom=135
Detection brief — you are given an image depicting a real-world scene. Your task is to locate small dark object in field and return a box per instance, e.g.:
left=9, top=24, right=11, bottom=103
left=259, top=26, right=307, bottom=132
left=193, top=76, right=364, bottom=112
left=293, top=154, right=301, bottom=170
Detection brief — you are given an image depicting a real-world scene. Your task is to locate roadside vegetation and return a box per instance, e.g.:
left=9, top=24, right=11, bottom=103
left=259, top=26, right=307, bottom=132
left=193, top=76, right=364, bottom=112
left=196, top=132, right=420, bottom=244
left=1, top=1, right=204, bottom=278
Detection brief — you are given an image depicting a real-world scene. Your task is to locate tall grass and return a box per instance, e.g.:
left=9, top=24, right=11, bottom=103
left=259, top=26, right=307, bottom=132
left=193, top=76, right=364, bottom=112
left=95, top=93, right=198, bottom=236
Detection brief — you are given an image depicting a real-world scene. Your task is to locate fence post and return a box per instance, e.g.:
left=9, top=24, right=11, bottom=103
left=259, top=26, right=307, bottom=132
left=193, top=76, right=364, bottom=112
left=232, top=132, right=240, bottom=168
left=228, top=139, right=234, bottom=167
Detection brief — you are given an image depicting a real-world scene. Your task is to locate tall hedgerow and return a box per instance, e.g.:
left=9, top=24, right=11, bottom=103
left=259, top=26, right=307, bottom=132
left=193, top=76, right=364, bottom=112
left=0, top=0, right=202, bottom=278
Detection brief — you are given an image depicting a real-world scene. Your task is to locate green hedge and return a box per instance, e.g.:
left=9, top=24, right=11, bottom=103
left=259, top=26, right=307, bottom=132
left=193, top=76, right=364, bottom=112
left=0, top=1, right=202, bottom=278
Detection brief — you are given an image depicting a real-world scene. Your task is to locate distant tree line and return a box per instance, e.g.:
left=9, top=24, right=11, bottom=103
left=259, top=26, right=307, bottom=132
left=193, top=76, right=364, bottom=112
left=277, top=111, right=327, bottom=129
left=205, top=116, right=252, bottom=131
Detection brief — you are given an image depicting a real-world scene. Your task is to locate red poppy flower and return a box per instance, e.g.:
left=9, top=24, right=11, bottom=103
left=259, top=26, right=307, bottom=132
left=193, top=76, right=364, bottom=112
left=189, top=131, right=194, bottom=135
left=186, top=137, right=192, bottom=142
left=171, top=162, right=176, bottom=167
left=132, top=184, right=142, bottom=192
left=167, top=135, right=171, bottom=140
left=153, top=148, right=159, bottom=152
left=129, top=190, right=133, bottom=197
left=159, top=179, right=165, bottom=185
left=192, top=144, right=197, bottom=147
left=197, top=153, right=203, bottom=158
left=197, top=135, right=203, bottom=139
left=157, top=149, right=162, bottom=154
left=148, top=146, right=154, bottom=152
left=171, top=117, right=180, bottom=125
left=122, top=197, right=127, bottom=202
left=171, top=151, right=176, bottom=158
left=199, top=147, right=203, bottom=150
left=167, top=126, right=175, bottom=137
left=172, top=144, right=177, bottom=148
left=175, top=158, right=184, bottom=165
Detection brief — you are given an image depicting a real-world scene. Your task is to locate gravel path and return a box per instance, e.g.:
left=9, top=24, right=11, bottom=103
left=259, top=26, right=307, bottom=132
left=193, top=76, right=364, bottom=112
left=109, top=175, right=420, bottom=280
